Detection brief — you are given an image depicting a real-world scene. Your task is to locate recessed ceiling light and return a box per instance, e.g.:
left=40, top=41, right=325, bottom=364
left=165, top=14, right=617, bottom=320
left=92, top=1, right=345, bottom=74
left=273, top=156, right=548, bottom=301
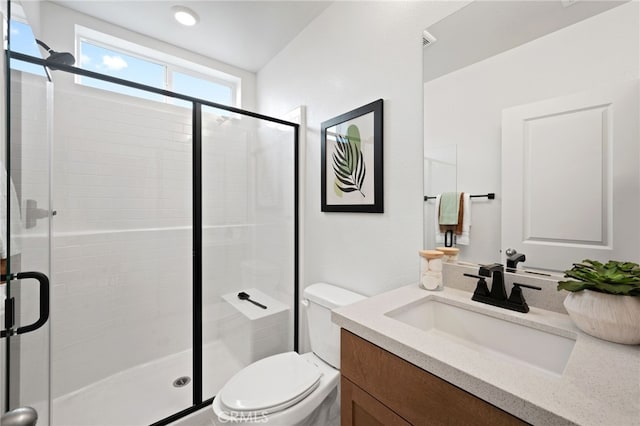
left=172, top=6, right=199, bottom=26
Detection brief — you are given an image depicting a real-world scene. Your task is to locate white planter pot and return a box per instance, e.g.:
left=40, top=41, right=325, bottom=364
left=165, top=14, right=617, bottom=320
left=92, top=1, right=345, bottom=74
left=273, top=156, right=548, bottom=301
left=564, top=290, right=640, bottom=345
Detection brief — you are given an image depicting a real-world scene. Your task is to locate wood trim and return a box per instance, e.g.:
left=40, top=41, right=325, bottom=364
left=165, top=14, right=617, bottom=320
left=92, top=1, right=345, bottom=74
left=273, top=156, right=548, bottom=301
left=341, top=329, right=527, bottom=426
left=341, top=376, right=411, bottom=426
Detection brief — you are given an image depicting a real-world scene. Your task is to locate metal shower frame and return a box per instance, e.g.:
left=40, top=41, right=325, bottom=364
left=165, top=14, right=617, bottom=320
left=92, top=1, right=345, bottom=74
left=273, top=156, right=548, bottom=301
left=6, top=48, right=300, bottom=426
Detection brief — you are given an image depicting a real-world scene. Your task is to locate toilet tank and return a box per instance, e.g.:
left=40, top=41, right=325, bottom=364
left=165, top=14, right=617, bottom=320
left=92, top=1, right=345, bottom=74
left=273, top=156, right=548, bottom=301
left=303, top=283, right=366, bottom=369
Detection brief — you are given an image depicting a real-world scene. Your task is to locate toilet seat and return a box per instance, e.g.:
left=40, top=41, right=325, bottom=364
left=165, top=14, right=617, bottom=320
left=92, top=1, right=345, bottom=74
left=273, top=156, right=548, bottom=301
left=218, top=352, right=322, bottom=416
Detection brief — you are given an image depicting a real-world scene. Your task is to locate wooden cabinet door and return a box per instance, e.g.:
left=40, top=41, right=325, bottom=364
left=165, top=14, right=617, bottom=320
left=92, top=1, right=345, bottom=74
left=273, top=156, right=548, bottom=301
left=341, top=376, right=411, bottom=426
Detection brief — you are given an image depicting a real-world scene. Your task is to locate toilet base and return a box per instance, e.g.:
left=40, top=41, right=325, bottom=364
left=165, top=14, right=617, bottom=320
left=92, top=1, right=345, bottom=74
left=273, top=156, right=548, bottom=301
left=211, top=387, right=338, bottom=426
left=211, top=353, right=339, bottom=426
left=297, top=387, right=339, bottom=426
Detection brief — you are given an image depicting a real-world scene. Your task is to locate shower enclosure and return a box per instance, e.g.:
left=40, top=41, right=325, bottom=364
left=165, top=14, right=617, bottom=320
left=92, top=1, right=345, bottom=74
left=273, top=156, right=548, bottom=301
left=1, top=5, right=299, bottom=425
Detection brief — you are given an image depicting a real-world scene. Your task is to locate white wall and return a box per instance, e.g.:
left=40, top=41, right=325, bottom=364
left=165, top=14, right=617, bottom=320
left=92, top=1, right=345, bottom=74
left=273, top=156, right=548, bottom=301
left=257, top=2, right=468, bottom=310
left=424, top=2, right=640, bottom=264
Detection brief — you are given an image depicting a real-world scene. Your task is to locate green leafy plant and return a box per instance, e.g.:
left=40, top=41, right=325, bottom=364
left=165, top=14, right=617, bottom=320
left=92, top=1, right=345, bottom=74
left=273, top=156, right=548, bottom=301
left=557, top=260, right=640, bottom=296
left=332, top=131, right=366, bottom=197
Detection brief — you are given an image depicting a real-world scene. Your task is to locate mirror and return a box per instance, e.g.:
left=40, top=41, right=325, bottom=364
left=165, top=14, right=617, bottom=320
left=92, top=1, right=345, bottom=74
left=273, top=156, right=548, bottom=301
left=423, top=145, right=456, bottom=250
left=423, top=1, right=639, bottom=272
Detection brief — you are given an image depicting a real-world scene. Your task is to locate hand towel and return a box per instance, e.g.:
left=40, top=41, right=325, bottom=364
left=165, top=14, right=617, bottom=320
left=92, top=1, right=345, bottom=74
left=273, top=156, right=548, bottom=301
left=438, top=192, right=459, bottom=225
left=435, top=193, right=472, bottom=245
left=434, top=194, right=444, bottom=244
left=456, top=193, right=472, bottom=245
left=455, top=192, right=464, bottom=235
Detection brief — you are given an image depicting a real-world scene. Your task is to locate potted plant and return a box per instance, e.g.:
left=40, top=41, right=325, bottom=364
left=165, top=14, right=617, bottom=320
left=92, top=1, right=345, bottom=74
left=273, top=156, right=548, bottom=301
left=558, top=260, right=640, bottom=345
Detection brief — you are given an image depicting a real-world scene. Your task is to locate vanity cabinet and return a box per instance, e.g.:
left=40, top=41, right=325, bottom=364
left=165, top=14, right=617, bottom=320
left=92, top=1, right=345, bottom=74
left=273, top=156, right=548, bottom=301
left=340, top=330, right=526, bottom=426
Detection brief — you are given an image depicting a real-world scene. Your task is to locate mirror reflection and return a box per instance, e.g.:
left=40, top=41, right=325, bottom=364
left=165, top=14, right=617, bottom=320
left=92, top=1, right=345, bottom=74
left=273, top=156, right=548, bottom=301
left=423, top=0, right=639, bottom=272
left=423, top=145, right=457, bottom=249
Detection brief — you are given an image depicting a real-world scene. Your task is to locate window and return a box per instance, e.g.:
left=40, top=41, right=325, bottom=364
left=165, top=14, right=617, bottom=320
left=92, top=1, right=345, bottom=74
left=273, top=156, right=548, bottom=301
left=79, top=40, right=165, bottom=102
left=173, top=71, right=233, bottom=109
left=76, top=26, right=240, bottom=109
left=9, top=18, right=47, bottom=77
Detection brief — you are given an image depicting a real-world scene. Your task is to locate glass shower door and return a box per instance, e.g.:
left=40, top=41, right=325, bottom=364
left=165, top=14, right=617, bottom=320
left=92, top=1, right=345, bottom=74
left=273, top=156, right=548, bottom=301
left=48, top=82, right=193, bottom=425
left=201, top=106, right=296, bottom=401
left=1, top=62, right=54, bottom=424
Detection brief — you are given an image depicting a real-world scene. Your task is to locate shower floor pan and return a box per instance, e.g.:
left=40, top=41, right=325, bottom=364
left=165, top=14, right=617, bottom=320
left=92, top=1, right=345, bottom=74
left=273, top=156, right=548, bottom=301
left=52, top=340, right=243, bottom=426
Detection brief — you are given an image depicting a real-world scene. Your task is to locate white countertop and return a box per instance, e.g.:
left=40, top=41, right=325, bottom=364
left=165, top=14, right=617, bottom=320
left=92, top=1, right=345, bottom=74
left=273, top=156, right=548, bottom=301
left=332, top=284, right=640, bottom=425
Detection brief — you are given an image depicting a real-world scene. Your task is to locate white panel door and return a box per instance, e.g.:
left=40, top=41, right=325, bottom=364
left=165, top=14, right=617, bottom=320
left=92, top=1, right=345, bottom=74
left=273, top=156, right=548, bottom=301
left=502, top=80, right=639, bottom=271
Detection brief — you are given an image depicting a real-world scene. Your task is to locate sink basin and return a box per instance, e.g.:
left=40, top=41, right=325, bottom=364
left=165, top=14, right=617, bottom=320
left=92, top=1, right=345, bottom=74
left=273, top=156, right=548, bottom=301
left=385, top=297, right=576, bottom=375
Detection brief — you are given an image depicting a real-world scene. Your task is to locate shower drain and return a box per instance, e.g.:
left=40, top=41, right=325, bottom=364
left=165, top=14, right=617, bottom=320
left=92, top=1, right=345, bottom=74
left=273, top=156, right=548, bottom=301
left=173, top=376, right=191, bottom=388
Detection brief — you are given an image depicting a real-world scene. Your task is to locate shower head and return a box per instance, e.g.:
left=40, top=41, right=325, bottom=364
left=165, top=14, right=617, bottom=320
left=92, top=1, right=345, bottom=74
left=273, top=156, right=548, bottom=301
left=35, top=39, right=75, bottom=70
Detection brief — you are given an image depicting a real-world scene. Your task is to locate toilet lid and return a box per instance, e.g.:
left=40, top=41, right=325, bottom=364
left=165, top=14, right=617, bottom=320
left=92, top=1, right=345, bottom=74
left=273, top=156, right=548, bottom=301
left=219, top=352, right=322, bottom=416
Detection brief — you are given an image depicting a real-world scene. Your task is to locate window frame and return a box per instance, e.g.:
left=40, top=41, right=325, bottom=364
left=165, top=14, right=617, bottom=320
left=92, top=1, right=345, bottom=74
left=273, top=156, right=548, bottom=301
left=74, top=25, right=241, bottom=108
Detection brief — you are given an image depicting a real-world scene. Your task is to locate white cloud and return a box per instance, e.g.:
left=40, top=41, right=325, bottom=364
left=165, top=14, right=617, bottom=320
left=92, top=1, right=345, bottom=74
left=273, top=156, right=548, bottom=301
left=101, top=55, right=128, bottom=71
left=10, top=28, right=19, bottom=36
left=80, top=54, right=91, bottom=66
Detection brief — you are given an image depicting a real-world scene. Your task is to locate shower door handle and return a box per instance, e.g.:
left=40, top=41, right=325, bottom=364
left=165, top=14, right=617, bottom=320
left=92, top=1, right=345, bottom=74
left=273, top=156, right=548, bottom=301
left=1, top=271, right=50, bottom=338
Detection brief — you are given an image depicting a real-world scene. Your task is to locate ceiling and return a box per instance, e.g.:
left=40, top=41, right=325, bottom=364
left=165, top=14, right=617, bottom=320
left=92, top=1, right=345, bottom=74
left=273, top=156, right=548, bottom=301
left=48, top=1, right=332, bottom=72
left=423, top=0, right=627, bottom=82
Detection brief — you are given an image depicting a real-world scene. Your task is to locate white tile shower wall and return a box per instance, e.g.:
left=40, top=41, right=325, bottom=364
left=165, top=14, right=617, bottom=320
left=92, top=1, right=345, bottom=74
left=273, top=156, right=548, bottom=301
left=249, top=127, right=295, bottom=347
left=46, top=87, right=260, bottom=397
left=11, top=72, right=50, bottom=218
left=51, top=229, right=192, bottom=397
left=48, top=89, right=193, bottom=397
left=202, top=115, right=250, bottom=228
left=201, top=119, right=295, bottom=351
left=53, top=88, right=193, bottom=231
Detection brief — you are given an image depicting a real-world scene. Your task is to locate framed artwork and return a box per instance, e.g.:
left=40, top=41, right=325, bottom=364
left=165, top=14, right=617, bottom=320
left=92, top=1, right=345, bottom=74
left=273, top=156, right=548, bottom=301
left=321, top=99, right=383, bottom=213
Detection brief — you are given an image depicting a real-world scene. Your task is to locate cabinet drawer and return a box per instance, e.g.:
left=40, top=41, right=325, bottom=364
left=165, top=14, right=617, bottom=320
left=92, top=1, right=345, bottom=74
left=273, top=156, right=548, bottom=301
left=341, top=376, right=411, bottom=426
left=341, top=329, right=527, bottom=426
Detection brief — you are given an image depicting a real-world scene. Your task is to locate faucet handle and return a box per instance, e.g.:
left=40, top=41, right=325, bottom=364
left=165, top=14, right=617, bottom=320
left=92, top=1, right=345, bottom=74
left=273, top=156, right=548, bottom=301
left=513, top=283, right=542, bottom=291
left=463, top=273, right=484, bottom=280
left=479, top=263, right=504, bottom=277
left=464, top=273, right=490, bottom=297
left=507, top=283, right=542, bottom=313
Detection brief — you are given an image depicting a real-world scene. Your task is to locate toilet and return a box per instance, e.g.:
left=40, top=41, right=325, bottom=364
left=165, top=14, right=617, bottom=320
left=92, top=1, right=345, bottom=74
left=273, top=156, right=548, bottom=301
left=212, top=283, right=365, bottom=426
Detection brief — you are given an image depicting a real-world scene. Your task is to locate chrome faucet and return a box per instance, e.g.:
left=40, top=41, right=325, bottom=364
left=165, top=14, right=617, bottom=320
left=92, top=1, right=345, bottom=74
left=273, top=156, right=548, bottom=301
left=464, top=263, right=541, bottom=313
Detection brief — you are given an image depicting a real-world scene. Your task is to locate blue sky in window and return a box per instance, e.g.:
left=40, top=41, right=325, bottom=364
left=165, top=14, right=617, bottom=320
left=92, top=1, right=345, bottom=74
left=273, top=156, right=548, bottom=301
left=9, top=20, right=47, bottom=76
left=173, top=72, right=232, bottom=112
left=80, top=41, right=164, bottom=102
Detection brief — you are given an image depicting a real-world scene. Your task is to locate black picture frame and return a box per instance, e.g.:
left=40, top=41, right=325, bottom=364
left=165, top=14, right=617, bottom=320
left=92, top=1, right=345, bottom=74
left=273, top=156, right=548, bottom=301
left=321, top=99, right=383, bottom=213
